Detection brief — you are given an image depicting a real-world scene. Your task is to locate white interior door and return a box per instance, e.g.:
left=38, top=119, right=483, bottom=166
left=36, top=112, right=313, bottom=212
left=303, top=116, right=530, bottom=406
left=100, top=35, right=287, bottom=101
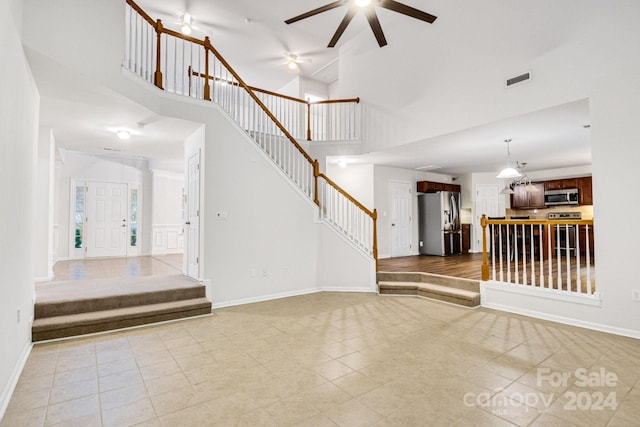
left=186, top=152, right=200, bottom=279
left=474, top=184, right=504, bottom=252
left=86, top=182, right=128, bottom=258
left=390, top=181, right=412, bottom=257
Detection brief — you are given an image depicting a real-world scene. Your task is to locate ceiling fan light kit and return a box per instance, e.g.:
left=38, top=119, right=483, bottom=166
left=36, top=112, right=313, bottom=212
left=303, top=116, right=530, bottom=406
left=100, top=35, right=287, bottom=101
left=284, top=0, right=437, bottom=48
left=181, top=13, right=193, bottom=35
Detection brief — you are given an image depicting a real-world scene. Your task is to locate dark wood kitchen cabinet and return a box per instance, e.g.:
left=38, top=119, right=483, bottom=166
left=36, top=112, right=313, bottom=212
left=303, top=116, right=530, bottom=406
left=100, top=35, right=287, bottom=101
left=578, top=176, right=593, bottom=205
left=510, top=182, right=545, bottom=209
left=545, top=178, right=579, bottom=191
left=417, top=181, right=460, bottom=193
left=461, top=224, right=471, bottom=254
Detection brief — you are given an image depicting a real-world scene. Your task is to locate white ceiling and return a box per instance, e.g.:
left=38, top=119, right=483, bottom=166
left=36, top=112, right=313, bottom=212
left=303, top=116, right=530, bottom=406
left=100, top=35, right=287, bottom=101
left=27, top=0, right=593, bottom=175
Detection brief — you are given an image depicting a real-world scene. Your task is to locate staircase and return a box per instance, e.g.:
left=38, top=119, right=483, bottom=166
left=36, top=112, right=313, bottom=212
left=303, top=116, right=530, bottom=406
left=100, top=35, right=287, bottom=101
left=377, top=271, right=480, bottom=307
left=32, top=275, right=211, bottom=341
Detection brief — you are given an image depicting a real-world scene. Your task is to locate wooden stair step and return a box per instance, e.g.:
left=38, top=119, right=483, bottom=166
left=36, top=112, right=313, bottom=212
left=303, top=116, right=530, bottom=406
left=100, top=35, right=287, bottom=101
left=378, top=280, right=480, bottom=307
left=32, top=298, right=212, bottom=341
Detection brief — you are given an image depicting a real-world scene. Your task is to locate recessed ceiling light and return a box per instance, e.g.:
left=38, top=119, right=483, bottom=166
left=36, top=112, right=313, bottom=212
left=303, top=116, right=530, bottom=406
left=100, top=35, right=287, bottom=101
left=116, top=130, right=131, bottom=140
left=355, top=0, right=371, bottom=7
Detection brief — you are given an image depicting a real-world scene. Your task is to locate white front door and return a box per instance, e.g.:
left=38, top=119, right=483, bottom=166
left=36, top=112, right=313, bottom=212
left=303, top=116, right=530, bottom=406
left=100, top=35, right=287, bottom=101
left=390, top=181, right=412, bottom=257
left=86, top=182, right=128, bottom=258
left=186, top=152, right=200, bottom=279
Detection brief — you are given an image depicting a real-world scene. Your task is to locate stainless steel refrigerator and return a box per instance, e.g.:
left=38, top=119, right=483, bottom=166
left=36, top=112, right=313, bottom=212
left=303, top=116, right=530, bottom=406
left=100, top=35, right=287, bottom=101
left=418, top=192, right=462, bottom=256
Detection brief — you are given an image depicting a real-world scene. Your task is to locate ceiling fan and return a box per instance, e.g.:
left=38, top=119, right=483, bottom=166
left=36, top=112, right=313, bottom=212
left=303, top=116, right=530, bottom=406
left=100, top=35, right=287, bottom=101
left=282, top=53, right=312, bottom=70
left=284, top=0, right=437, bottom=48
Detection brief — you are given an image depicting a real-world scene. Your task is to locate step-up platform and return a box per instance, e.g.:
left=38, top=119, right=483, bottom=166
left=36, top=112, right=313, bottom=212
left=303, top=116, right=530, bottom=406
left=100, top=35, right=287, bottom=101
left=32, top=274, right=212, bottom=341
left=377, top=271, right=481, bottom=307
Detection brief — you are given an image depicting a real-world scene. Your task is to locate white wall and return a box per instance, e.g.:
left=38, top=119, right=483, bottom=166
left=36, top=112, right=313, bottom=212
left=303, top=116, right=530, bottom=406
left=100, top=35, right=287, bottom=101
left=0, top=0, right=39, bottom=418
left=325, top=163, right=374, bottom=208
left=34, top=128, right=55, bottom=281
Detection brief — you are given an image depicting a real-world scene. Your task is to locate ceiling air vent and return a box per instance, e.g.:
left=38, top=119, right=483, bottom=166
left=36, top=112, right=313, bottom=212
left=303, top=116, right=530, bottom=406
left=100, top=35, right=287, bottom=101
left=506, top=71, right=531, bottom=87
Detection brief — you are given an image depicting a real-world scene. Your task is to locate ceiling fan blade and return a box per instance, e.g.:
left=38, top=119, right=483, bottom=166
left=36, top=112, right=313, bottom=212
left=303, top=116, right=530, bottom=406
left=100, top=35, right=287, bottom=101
left=328, top=6, right=357, bottom=48
left=365, top=8, right=387, bottom=47
left=378, top=0, right=437, bottom=23
left=285, top=1, right=347, bottom=25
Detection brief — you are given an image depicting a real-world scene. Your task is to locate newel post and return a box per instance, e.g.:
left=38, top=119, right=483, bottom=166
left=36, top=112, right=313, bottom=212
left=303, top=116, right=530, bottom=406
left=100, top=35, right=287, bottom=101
left=306, top=103, right=312, bottom=141
left=203, top=37, right=212, bottom=101
left=372, top=209, right=379, bottom=272
left=154, top=20, right=164, bottom=89
left=313, top=160, right=320, bottom=206
left=481, top=214, right=489, bottom=281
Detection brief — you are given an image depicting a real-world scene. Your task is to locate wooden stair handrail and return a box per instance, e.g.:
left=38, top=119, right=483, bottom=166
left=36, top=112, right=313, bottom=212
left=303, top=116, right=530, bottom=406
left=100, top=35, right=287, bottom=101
left=318, top=173, right=375, bottom=219
left=127, top=0, right=378, bottom=269
left=189, top=69, right=360, bottom=107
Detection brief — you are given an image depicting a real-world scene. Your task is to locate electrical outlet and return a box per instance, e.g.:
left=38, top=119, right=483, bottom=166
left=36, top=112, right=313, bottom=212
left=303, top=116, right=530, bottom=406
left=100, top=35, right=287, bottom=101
left=17, top=308, right=20, bottom=323
left=632, top=290, right=640, bottom=302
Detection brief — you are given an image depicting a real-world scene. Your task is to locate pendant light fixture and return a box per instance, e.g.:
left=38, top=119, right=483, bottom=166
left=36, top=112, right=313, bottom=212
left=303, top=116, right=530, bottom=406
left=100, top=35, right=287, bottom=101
left=496, top=139, right=521, bottom=179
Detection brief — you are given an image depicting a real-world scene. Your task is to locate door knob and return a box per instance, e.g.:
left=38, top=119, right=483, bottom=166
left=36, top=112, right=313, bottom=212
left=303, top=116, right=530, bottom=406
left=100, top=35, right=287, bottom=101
left=185, top=221, right=191, bottom=225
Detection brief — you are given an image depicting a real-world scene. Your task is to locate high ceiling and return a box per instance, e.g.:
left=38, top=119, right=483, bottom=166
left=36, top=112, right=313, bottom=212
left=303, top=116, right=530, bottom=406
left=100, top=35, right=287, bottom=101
left=27, top=0, right=598, bottom=174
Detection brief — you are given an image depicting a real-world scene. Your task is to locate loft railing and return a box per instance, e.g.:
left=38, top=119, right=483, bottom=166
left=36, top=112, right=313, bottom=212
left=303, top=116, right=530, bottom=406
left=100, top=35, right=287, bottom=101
left=188, top=69, right=360, bottom=142
left=480, top=215, right=596, bottom=297
left=124, top=0, right=377, bottom=267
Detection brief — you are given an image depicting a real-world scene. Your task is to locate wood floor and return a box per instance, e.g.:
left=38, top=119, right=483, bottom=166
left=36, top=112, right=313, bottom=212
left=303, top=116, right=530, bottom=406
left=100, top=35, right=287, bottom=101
left=378, top=253, right=484, bottom=280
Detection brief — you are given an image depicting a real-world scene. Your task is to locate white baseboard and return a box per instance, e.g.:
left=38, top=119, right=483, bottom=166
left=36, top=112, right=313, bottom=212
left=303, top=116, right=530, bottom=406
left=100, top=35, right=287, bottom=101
left=212, top=288, right=319, bottom=309
left=481, top=301, right=640, bottom=340
left=211, top=287, right=377, bottom=309
left=34, top=275, right=53, bottom=283
left=0, top=342, right=32, bottom=422
left=320, top=286, right=376, bottom=293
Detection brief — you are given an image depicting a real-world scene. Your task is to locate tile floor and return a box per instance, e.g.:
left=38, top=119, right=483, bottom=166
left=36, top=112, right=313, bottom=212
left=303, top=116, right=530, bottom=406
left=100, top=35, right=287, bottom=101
left=51, top=255, right=184, bottom=281
left=2, top=292, right=639, bottom=426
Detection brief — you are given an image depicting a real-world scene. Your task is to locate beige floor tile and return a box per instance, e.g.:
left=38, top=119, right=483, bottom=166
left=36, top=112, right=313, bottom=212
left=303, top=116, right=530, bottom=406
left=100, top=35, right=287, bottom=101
left=157, top=401, right=216, bottom=427
left=48, top=377, right=99, bottom=405
left=332, top=371, right=381, bottom=397
left=358, top=385, right=412, bottom=417
left=0, top=405, right=46, bottom=427
left=312, top=359, right=354, bottom=381
left=7, top=288, right=640, bottom=427
left=48, top=414, right=102, bottom=427
left=529, top=413, right=580, bottom=427
left=102, top=397, right=157, bottom=427
left=99, top=368, right=143, bottom=392
left=145, top=371, right=191, bottom=396
left=302, top=382, right=353, bottom=412
left=97, top=357, right=138, bottom=378
left=325, top=398, right=382, bottom=427
left=264, top=395, right=320, bottom=426
left=100, top=382, right=149, bottom=410
left=44, top=395, right=100, bottom=426
left=150, top=385, right=208, bottom=417
left=139, top=359, right=181, bottom=381
left=451, top=407, right=519, bottom=426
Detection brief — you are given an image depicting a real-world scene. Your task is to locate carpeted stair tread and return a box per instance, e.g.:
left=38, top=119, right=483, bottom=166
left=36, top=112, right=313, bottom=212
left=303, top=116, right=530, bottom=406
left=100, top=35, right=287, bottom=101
left=377, top=279, right=480, bottom=307
left=377, top=271, right=480, bottom=292
left=35, top=285, right=206, bottom=318
left=32, top=298, right=212, bottom=341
